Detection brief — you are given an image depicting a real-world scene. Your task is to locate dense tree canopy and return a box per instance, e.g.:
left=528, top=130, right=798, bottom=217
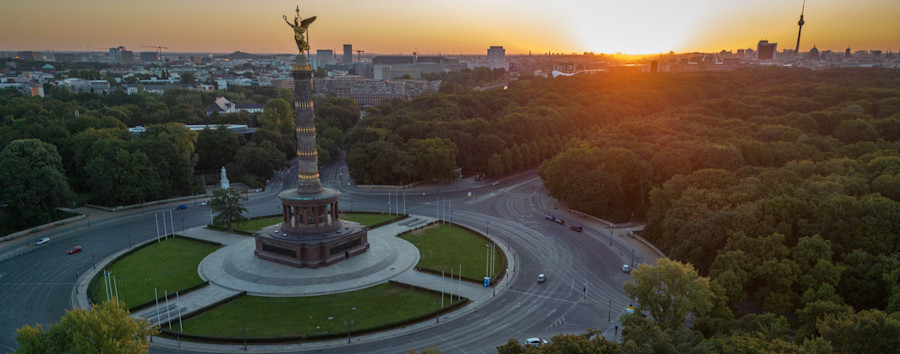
left=0, top=84, right=358, bottom=227
left=341, top=68, right=899, bottom=350
left=0, top=139, right=75, bottom=228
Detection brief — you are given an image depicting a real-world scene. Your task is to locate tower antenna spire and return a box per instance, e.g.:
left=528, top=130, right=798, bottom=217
left=795, top=0, right=806, bottom=53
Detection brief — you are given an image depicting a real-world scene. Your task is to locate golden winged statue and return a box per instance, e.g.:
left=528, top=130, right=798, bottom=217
left=284, top=6, right=316, bottom=55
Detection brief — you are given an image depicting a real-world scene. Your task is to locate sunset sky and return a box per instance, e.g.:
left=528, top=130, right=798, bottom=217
left=2, top=0, right=898, bottom=55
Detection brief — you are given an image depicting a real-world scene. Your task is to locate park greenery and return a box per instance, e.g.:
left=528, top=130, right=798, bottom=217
left=400, top=223, right=506, bottom=281
left=343, top=67, right=899, bottom=350
left=0, top=139, right=75, bottom=230
left=0, top=84, right=358, bottom=230
left=4, top=65, right=899, bottom=350
left=179, top=282, right=456, bottom=339
left=15, top=301, right=157, bottom=354
left=87, top=237, right=221, bottom=310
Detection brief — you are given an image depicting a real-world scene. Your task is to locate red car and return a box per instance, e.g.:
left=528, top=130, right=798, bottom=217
left=67, top=245, right=82, bottom=254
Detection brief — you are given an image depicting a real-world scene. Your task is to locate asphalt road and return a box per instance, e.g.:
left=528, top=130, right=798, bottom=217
left=0, top=154, right=640, bottom=353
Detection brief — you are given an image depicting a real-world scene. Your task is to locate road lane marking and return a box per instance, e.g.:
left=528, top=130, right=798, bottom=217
left=506, top=289, right=579, bottom=304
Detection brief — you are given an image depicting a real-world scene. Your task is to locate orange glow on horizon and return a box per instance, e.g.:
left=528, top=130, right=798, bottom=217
left=1, top=0, right=897, bottom=55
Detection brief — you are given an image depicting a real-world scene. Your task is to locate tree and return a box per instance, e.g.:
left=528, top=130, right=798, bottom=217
left=195, top=125, right=244, bottom=171
left=231, top=141, right=288, bottom=186
left=133, top=123, right=198, bottom=197
left=0, top=139, right=74, bottom=229
left=210, top=188, right=248, bottom=232
left=795, top=300, right=853, bottom=340
left=817, top=309, right=900, bottom=353
left=15, top=301, right=158, bottom=354
left=621, top=314, right=700, bottom=353
left=179, top=73, right=196, bottom=85
left=85, top=147, right=161, bottom=206
left=622, top=258, right=714, bottom=332
left=497, top=331, right=621, bottom=354
left=496, top=338, right=526, bottom=354
left=408, top=137, right=458, bottom=181
left=258, top=98, right=294, bottom=135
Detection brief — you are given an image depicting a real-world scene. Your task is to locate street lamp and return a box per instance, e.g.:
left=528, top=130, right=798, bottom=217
left=239, top=327, right=249, bottom=351
left=346, top=306, right=357, bottom=343
left=434, top=301, right=440, bottom=323
left=344, top=319, right=354, bottom=343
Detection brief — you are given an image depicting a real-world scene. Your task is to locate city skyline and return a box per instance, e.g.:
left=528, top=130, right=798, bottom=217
left=2, top=0, right=898, bottom=55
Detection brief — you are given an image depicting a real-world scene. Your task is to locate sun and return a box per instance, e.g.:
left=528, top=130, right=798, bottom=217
left=565, top=1, right=694, bottom=54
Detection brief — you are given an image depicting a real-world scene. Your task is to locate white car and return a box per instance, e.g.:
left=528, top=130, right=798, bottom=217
left=35, top=237, right=50, bottom=245
left=537, top=274, right=546, bottom=283
left=526, top=338, right=547, bottom=347
left=621, top=264, right=631, bottom=273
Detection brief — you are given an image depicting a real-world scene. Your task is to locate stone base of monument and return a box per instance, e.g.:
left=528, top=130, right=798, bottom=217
left=254, top=221, right=369, bottom=269
left=254, top=187, right=369, bottom=268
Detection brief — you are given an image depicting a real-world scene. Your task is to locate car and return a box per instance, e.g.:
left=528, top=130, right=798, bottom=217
left=67, top=245, right=82, bottom=254
left=175, top=204, right=188, bottom=210
left=537, top=274, right=546, bottom=283
left=526, top=338, right=548, bottom=347
left=200, top=201, right=209, bottom=206
left=622, top=264, right=631, bottom=273
left=545, top=215, right=555, bottom=222
left=491, top=181, right=500, bottom=186
left=570, top=225, right=583, bottom=232
left=554, top=218, right=565, bottom=225
left=35, top=237, right=50, bottom=246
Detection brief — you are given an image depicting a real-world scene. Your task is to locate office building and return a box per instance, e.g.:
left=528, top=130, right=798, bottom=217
left=487, top=46, right=508, bottom=70
left=757, top=40, right=777, bottom=60
left=317, top=50, right=334, bottom=66
left=343, top=44, right=352, bottom=63
left=140, top=51, right=160, bottom=63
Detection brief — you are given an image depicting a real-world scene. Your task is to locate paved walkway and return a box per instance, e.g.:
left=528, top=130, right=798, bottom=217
left=72, top=215, right=516, bottom=352
left=197, top=221, right=420, bottom=296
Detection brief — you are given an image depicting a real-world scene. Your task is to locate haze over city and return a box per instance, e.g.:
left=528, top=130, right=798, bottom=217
left=3, top=0, right=899, bottom=55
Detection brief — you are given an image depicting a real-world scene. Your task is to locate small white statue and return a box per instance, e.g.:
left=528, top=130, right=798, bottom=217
left=220, top=166, right=230, bottom=189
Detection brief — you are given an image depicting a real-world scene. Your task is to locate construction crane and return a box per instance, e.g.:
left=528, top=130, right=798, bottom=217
left=356, top=50, right=364, bottom=62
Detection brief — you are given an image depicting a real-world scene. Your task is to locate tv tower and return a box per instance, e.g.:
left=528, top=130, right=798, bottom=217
left=795, top=0, right=806, bottom=53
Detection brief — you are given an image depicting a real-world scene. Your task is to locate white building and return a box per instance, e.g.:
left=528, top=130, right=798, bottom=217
left=205, top=97, right=265, bottom=116
left=59, top=78, right=112, bottom=94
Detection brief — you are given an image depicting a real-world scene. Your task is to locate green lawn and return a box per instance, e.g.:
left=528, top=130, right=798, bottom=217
left=339, top=213, right=403, bottom=227
left=221, top=213, right=404, bottom=233
left=88, top=237, right=221, bottom=310
left=229, top=216, right=282, bottom=233
left=400, top=224, right=507, bottom=281
left=180, top=283, right=457, bottom=338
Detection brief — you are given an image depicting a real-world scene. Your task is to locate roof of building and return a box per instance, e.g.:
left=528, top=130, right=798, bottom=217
left=205, top=96, right=265, bottom=114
